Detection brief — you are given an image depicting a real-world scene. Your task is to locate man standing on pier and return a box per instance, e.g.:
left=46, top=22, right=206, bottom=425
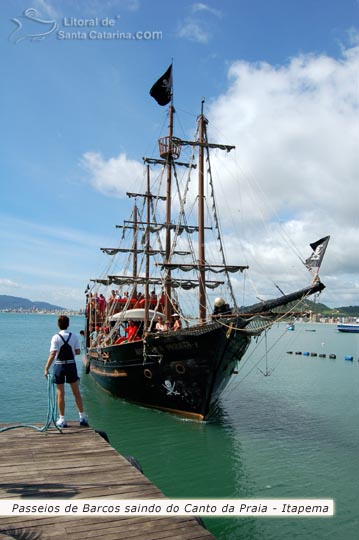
left=44, top=315, right=88, bottom=428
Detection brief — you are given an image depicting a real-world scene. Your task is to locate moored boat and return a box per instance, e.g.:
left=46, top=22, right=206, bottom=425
left=287, top=323, right=295, bottom=331
left=84, top=65, right=328, bottom=420
left=337, top=323, right=359, bottom=333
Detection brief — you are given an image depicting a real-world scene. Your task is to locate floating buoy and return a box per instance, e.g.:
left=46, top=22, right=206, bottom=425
left=345, top=355, right=353, bottom=362
left=291, top=351, right=339, bottom=359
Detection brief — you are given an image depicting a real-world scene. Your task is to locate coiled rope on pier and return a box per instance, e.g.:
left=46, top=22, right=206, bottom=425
left=0, top=375, right=62, bottom=433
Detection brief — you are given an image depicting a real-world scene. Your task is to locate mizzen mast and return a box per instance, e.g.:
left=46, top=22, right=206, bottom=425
left=176, top=100, right=236, bottom=322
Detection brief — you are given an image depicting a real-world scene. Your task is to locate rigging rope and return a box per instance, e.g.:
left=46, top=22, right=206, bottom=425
left=204, top=139, right=238, bottom=310
left=224, top=325, right=289, bottom=399
left=0, top=375, right=62, bottom=434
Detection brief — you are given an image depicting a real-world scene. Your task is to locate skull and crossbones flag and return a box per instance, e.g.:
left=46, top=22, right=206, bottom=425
left=150, top=64, right=173, bottom=106
left=305, top=236, right=330, bottom=272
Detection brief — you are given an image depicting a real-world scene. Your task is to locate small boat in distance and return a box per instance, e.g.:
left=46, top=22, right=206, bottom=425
left=337, top=323, right=359, bottom=333
left=287, top=323, right=295, bottom=331
left=83, top=65, right=328, bottom=420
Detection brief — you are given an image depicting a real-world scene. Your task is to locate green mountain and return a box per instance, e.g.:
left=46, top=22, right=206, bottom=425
left=335, top=305, right=359, bottom=317
left=278, top=298, right=359, bottom=318
left=0, top=295, right=66, bottom=311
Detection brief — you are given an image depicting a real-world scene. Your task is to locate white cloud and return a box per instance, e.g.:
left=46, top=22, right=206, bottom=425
left=177, top=21, right=210, bottom=44
left=32, top=0, right=140, bottom=20
left=177, top=2, right=222, bottom=44
left=81, top=152, right=144, bottom=197
left=205, top=43, right=359, bottom=306
left=33, top=0, right=59, bottom=19
left=191, top=3, right=222, bottom=18
left=123, top=0, right=140, bottom=11
left=78, top=0, right=140, bottom=16
left=178, top=20, right=209, bottom=43
left=0, top=279, right=20, bottom=289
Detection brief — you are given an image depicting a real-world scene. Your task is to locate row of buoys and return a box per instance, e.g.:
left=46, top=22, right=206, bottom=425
left=287, top=351, right=357, bottom=361
left=287, top=351, right=336, bottom=358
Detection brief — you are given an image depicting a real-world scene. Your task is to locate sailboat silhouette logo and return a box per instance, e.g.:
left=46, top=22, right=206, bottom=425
left=10, top=8, right=58, bottom=43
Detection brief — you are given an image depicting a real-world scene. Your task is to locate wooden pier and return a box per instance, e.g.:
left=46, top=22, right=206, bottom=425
left=0, top=423, right=215, bottom=539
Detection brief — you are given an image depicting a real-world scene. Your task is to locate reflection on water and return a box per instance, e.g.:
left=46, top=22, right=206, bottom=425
left=82, top=374, right=257, bottom=540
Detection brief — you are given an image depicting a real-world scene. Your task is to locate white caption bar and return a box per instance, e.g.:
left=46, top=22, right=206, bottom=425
left=0, top=499, right=334, bottom=517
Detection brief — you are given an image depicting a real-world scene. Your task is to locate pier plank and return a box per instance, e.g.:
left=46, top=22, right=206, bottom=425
left=0, top=424, right=215, bottom=539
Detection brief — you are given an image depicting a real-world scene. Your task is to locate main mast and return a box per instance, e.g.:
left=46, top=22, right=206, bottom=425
left=164, top=104, right=174, bottom=321
left=198, top=99, right=206, bottom=322
left=151, top=67, right=237, bottom=325
left=132, top=202, right=138, bottom=298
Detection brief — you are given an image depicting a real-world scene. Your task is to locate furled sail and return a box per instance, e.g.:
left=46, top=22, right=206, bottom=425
left=146, top=224, right=206, bottom=234
left=159, top=263, right=248, bottom=273
left=92, top=275, right=224, bottom=289
left=101, top=248, right=191, bottom=256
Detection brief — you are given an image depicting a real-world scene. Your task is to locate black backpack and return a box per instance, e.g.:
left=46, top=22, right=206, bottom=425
left=57, top=333, right=74, bottom=361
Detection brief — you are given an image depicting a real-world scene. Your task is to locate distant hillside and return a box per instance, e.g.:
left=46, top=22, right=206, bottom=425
left=1, top=294, right=358, bottom=317
left=279, top=298, right=359, bottom=318
left=336, top=305, right=359, bottom=317
left=303, top=300, right=359, bottom=317
left=0, top=295, right=66, bottom=311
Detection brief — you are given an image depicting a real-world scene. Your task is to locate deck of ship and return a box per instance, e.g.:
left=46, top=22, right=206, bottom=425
left=0, top=423, right=215, bottom=539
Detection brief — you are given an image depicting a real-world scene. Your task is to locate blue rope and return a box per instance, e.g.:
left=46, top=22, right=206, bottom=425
left=0, top=375, right=62, bottom=433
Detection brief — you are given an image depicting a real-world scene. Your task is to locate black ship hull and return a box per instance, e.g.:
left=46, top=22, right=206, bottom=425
left=85, top=318, right=251, bottom=420
left=85, top=281, right=325, bottom=420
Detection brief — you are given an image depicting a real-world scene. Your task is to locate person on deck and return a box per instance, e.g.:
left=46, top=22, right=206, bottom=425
left=90, top=326, right=100, bottom=346
left=98, top=294, right=106, bottom=318
left=125, top=320, right=139, bottom=342
left=155, top=317, right=168, bottom=332
left=172, top=314, right=182, bottom=331
left=149, top=290, right=157, bottom=309
left=44, top=315, right=88, bottom=428
left=212, top=297, right=231, bottom=317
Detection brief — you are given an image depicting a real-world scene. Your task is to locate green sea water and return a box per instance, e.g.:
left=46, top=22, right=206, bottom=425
left=1, top=313, right=359, bottom=539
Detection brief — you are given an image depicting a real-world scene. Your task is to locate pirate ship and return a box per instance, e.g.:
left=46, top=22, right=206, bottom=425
left=84, top=66, right=327, bottom=420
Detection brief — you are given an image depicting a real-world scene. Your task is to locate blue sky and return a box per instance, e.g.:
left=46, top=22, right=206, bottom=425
left=1, top=0, right=358, bottom=309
